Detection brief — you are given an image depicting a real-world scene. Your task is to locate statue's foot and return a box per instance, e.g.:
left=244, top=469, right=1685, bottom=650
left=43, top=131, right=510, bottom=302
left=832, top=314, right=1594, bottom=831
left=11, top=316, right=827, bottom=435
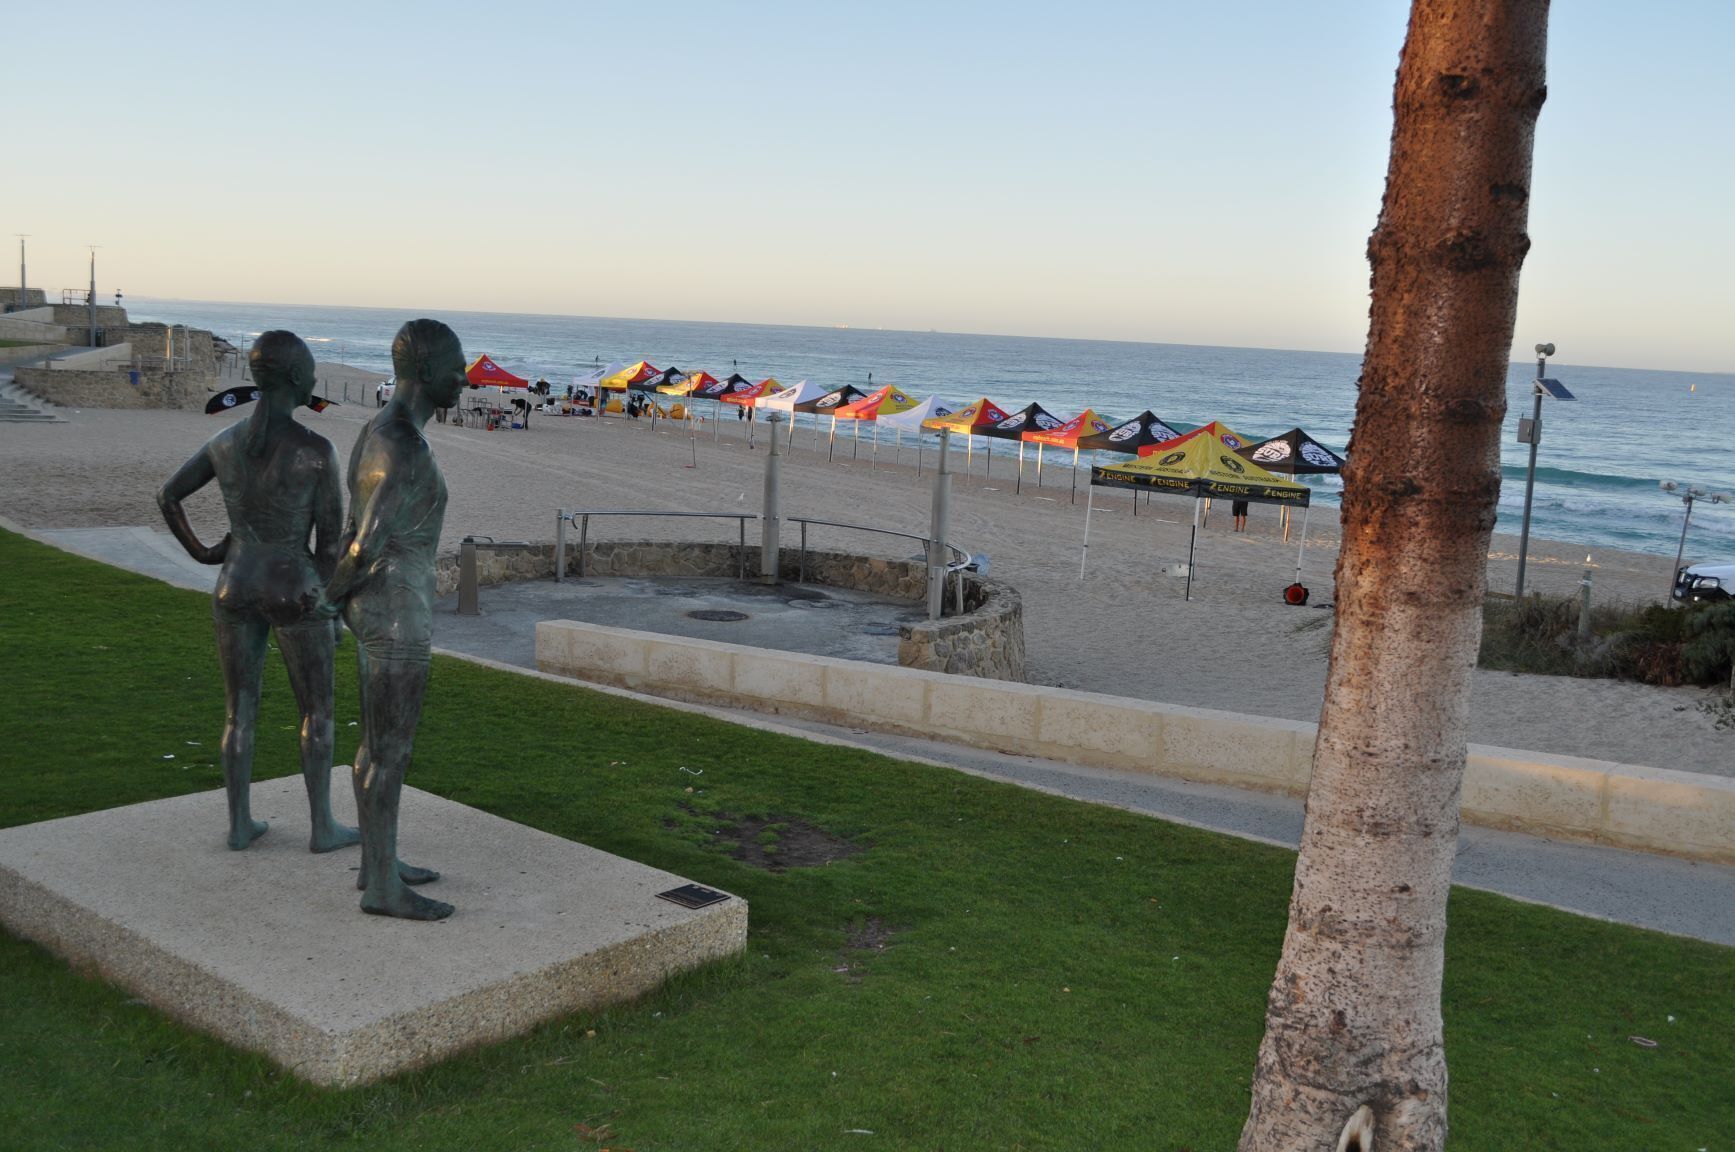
left=360, top=886, right=454, bottom=921
left=309, top=821, right=361, bottom=854
left=354, top=860, right=441, bottom=890
left=399, top=862, right=440, bottom=886
left=228, top=818, right=269, bottom=851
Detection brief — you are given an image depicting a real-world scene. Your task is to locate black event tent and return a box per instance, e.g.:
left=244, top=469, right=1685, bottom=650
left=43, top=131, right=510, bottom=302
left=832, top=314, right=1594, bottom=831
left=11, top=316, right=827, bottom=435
left=1235, top=427, right=1346, bottom=474
left=1075, top=410, right=1185, bottom=454
left=980, top=402, right=1066, bottom=492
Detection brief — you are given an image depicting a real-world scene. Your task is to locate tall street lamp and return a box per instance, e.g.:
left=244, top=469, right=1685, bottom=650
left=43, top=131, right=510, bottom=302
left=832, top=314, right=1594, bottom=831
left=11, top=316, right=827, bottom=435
left=1513, top=342, right=1575, bottom=599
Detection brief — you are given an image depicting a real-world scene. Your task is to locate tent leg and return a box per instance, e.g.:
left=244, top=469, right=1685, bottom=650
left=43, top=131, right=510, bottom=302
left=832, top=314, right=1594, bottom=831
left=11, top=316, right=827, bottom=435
left=1070, top=447, right=1079, bottom=504
left=828, top=416, right=837, bottom=462
left=1016, top=442, right=1023, bottom=494
left=895, top=428, right=902, bottom=468
left=1080, top=483, right=1095, bottom=580
left=872, top=425, right=879, bottom=469
left=1294, top=503, right=1311, bottom=585
left=853, top=418, right=860, bottom=459
left=1186, top=497, right=1200, bottom=602
left=1037, top=443, right=1044, bottom=488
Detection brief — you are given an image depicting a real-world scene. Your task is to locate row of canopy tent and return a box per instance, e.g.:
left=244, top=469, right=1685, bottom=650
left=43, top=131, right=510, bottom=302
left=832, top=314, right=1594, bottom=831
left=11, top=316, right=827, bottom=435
left=555, top=355, right=1352, bottom=601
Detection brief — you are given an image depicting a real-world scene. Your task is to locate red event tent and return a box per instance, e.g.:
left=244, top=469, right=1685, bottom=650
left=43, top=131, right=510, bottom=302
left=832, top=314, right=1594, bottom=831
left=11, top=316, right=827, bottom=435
left=465, top=354, right=530, bottom=389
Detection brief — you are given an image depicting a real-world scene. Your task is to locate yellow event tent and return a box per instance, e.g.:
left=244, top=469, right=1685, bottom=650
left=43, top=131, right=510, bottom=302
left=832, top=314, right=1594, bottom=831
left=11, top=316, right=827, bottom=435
left=829, top=385, right=920, bottom=462
left=598, top=361, right=658, bottom=391
left=1081, top=430, right=1312, bottom=600
left=922, top=397, right=1012, bottom=474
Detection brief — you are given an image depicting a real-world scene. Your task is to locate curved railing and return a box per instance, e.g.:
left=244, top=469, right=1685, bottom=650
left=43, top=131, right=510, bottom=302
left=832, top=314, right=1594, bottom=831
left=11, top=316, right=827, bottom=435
left=552, top=508, right=970, bottom=587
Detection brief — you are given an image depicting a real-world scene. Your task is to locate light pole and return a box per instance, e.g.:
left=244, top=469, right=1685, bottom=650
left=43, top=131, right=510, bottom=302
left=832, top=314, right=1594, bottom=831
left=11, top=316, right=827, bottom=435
left=86, top=246, right=100, bottom=347
left=1662, top=482, right=1733, bottom=602
left=14, top=235, right=26, bottom=310
left=1512, top=342, right=1575, bottom=599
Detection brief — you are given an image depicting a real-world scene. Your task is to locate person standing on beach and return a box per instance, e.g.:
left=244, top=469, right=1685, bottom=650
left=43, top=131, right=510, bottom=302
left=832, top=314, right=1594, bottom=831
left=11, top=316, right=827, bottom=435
left=319, top=318, right=467, bottom=921
left=157, top=330, right=358, bottom=855
left=1232, top=498, right=1250, bottom=532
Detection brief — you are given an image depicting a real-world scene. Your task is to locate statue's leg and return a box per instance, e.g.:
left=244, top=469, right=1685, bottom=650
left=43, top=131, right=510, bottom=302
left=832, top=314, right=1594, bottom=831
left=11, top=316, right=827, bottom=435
left=356, top=654, right=451, bottom=920
left=278, top=619, right=358, bottom=853
left=214, top=608, right=270, bottom=850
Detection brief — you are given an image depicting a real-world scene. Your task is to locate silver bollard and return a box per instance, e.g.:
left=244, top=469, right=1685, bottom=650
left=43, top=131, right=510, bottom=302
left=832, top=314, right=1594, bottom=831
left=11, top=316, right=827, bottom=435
left=1578, top=557, right=1594, bottom=639
left=458, top=537, right=481, bottom=616
left=761, top=412, right=784, bottom=583
left=928, top=429, right=952, bottom=620
left=555, top=509, right=567, bottom=583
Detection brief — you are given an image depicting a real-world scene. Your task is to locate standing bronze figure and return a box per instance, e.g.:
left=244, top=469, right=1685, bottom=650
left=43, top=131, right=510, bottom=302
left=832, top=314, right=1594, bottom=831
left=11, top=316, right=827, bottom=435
left=159, top=331, right=358, bottom=854
left=320, top=319, right=467, bottom=920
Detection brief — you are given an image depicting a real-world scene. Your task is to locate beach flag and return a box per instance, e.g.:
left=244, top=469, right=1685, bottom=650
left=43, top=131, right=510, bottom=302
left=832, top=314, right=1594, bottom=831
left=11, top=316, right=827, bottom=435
left=1076, top=410, right=1184, bottom=454
left=465, top=354, right=530, bottom=389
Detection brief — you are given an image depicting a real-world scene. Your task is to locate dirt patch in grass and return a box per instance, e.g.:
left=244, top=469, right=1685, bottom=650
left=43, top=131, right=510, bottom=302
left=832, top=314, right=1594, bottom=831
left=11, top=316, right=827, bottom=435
left=726, top=814, right=861, bottom=871
left=846, top=916, right=893, bottom=951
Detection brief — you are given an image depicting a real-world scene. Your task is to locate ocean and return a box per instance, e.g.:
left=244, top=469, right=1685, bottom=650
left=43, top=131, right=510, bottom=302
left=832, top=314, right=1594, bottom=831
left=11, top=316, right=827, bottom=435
left=130, top=298, right=1734, bottom=563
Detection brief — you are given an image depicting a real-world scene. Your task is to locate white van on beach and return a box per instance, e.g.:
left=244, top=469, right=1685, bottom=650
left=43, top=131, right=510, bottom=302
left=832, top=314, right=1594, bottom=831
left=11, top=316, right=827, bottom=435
left=376, top=379, right=396, bottom=406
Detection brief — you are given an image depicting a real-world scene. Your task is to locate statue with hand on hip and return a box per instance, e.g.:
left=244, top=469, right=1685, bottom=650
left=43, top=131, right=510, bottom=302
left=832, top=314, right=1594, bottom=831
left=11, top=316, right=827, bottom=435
left=158, top=330, right=358, bottom=854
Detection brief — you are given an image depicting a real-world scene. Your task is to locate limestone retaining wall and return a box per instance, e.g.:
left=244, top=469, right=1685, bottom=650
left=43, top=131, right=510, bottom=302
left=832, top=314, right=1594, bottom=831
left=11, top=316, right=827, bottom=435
left=0, top=344, right=61, bottom=368
left=14, top=365, right=217, bottom=411
left=534, top=619, right=1735, bottom=865
left=0, top=315, right=69, bottom=344
left=437, top=537, right=1026, bottom=680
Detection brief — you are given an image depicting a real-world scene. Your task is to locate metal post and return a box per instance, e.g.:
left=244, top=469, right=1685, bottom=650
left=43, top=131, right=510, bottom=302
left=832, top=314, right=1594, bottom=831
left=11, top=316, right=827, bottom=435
left=1514, top=353, right=1547, bottom=598
left=799, top=520, right=808, bottom=583
left=458, top=538, right=480, bottom=616
left=1670, top=493, right=1695, bottom=601
left=1578, top=558, right=1594, bottom=639
left=555, top=509, right=567, bottom=582
left=761, top=412, right=783, bottom=583
left=577, top=514, right=590, bottom=577
left=87, top=248, right=97, bottom=347
left=738, top=517, right=747, bottom=578
left=928, top=429, right=953, bottom=619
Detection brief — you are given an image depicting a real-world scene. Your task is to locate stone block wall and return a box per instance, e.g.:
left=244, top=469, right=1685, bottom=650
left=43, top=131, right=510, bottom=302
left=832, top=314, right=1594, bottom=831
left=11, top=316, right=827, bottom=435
left=14, top=366, right=215, bottom=411
left=1, top=288, right=50, bottom=308
left=0, top=316, right=68, bottom=344
left=0, top=344, right=61, bottom=368
left=898, top=574, right=1028, bottom=682
left=434, top=536, right=1027, bottom=681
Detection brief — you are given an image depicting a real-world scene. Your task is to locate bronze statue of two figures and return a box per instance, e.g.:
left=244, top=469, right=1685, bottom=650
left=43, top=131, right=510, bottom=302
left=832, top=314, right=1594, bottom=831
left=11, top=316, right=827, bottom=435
left=159, top=320, right=469, bottom=921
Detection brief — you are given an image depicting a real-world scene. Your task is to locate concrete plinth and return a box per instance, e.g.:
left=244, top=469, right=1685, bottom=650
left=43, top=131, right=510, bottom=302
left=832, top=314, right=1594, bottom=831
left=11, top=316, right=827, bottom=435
left=0, top=776, right=746, bottom=1086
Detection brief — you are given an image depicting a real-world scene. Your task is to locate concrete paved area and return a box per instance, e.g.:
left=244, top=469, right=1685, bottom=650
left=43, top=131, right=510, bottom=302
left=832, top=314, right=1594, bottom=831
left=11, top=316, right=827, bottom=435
left=14, top=522, right=1734, bottom=946
left=437, top=576, right=926, bottom=670
left=0, top=775, right=746, bottom=1086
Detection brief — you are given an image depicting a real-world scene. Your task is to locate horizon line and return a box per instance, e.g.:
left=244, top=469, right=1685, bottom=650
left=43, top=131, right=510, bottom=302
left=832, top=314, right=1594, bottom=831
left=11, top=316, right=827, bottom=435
left=125, top=294, right=1734, bottom=378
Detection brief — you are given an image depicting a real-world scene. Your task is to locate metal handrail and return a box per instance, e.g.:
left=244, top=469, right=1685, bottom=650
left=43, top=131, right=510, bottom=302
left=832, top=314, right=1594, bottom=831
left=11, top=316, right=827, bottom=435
left=556, top=510, right=756, bottom=580
left=553, top=509, right=974, bottom=612
left=789, top=516, right=968, bottom=586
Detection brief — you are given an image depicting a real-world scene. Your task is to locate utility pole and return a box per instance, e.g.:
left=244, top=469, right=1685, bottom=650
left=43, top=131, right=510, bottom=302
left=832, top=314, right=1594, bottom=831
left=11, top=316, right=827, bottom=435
left=14, top=235, right=26, bottom=310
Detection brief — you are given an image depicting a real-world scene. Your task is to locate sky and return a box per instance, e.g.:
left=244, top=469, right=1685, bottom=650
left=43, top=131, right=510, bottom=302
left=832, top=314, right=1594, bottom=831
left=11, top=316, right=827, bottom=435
left=8, top=1, right=1732, bottom=372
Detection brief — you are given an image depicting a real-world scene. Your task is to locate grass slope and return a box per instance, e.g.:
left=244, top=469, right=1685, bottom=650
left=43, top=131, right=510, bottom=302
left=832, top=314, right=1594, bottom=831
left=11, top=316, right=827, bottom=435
left=0, top=529, right=1729, bottom=1151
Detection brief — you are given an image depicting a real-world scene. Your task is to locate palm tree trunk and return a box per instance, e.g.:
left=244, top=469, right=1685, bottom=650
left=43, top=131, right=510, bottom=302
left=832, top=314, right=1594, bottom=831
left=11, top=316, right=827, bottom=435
left=1238, top=3, right=1549, bottom=1150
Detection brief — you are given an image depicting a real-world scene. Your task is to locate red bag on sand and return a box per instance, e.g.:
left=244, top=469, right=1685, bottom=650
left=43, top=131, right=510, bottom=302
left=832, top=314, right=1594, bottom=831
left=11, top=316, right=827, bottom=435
left=1283, top=583, right=1310, bottom=605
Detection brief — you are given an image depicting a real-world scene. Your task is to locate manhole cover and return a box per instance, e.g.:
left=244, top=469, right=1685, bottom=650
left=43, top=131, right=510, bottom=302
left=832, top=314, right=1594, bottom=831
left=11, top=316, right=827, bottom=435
left=862, top=623, right=901, bottom=636
left=687, top=609, right=749, bottom=622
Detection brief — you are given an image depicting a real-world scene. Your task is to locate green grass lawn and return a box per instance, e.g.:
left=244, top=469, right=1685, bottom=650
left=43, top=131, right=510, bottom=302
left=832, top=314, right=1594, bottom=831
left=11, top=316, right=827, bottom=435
left=1, top=528, right=1729, bottom=1151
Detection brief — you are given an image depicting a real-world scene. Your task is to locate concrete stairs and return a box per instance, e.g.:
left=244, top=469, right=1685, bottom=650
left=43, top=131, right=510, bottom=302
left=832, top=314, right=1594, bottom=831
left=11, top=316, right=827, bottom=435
left=0, top=372, right=64, bottom=423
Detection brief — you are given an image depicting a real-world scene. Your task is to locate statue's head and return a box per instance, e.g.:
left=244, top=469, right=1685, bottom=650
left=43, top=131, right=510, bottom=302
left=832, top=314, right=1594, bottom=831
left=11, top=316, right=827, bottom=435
left=249, top=330, right=317, bottom=406
left=391, top=319, right=467, bottom=409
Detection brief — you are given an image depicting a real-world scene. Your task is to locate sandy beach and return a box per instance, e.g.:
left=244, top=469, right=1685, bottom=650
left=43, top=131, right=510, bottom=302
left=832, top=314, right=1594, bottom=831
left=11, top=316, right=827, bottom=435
left=3, top=360, right=1728, bottom=778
